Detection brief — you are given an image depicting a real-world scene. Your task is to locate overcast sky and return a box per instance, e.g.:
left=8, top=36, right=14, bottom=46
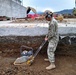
left=23, top=0, right=75, bottom=12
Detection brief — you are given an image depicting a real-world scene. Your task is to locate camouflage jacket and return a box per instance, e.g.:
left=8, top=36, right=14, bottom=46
left=47, top=17, right=59, bottom=41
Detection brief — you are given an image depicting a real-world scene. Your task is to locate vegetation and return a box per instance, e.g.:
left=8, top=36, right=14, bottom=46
left=55, top=14, right=64, bottom=22
left=73, top=8, right=76, bottom=16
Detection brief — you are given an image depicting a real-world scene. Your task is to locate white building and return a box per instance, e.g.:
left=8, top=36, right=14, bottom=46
left=0, top=0, right=26, bottom=18
left=12, top=0, right=22, bottom=4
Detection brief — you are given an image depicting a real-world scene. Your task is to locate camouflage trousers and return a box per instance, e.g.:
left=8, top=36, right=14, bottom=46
left=47, top=39, right=58, bottom=63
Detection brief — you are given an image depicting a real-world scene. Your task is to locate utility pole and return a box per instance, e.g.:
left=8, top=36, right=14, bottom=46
left=21, top=0, right=23, bottom=5
left=75, top=0, right=76, bottom=8
left=11, top=0, right=13, bottom=21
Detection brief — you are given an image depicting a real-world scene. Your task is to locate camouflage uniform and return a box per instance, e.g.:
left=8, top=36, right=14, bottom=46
left=47, top=17, right=59, bottom=63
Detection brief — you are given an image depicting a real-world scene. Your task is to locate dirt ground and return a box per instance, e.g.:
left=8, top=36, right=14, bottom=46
left=0, top=50, right=76, bottom=75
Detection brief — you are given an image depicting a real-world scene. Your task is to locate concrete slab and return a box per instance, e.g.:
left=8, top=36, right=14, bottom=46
left=0, top=21, right=76, bottom=36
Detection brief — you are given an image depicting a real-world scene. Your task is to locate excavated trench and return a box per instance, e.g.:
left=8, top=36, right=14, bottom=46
left=0, top=21, right=76, bottom=75
left=0, top=35, right=76, bottom=57
left=0, top=36, right=45, bottom=57
left=0, top=35, right=76, bottom=75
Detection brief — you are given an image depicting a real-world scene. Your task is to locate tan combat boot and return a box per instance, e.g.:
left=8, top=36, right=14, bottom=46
left=46, top=63, right=56, bottom=70
left=44, top=58, right=49, bottom=62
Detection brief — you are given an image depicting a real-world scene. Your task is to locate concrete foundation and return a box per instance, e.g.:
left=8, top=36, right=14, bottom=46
left=0, top=21, right=76, bottom=55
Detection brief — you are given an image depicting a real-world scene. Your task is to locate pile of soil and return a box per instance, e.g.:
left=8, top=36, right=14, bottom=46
left=12, top=19, right=46, bottom=23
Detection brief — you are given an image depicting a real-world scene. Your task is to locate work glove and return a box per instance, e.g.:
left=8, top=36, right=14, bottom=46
left=45, top=35, right=48, bottom=41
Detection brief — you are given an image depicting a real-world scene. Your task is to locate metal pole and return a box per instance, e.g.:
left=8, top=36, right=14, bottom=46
left=22, top=0, right=23, bottom=5
left=75, top=0, right=76, bottom=8
left=11, top=0, right=12, bottom=21
left=21, top=0, right=23, bottom=5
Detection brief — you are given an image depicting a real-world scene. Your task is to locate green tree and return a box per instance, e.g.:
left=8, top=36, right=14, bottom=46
left=73, top=8, right=76, bottom=16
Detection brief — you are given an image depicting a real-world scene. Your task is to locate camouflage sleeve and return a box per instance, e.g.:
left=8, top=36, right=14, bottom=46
left=47, top=21, right=58, bottom=40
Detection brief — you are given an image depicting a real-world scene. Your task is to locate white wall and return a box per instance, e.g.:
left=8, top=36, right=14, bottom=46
left=12, top=0, right=21, bottom=5
left=0, top=0, right=26, bottom=18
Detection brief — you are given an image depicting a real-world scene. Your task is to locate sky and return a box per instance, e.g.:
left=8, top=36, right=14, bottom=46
left=22, top=0, right=75, bottom=12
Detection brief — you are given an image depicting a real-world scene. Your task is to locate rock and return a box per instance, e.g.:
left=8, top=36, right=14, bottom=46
left=0, top=51, right=2, bottom=54
left=2, top=71, right=6, bottom=75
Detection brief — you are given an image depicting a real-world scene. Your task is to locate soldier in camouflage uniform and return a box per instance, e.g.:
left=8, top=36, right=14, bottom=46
left=45, top=12, right=59, bottom=70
